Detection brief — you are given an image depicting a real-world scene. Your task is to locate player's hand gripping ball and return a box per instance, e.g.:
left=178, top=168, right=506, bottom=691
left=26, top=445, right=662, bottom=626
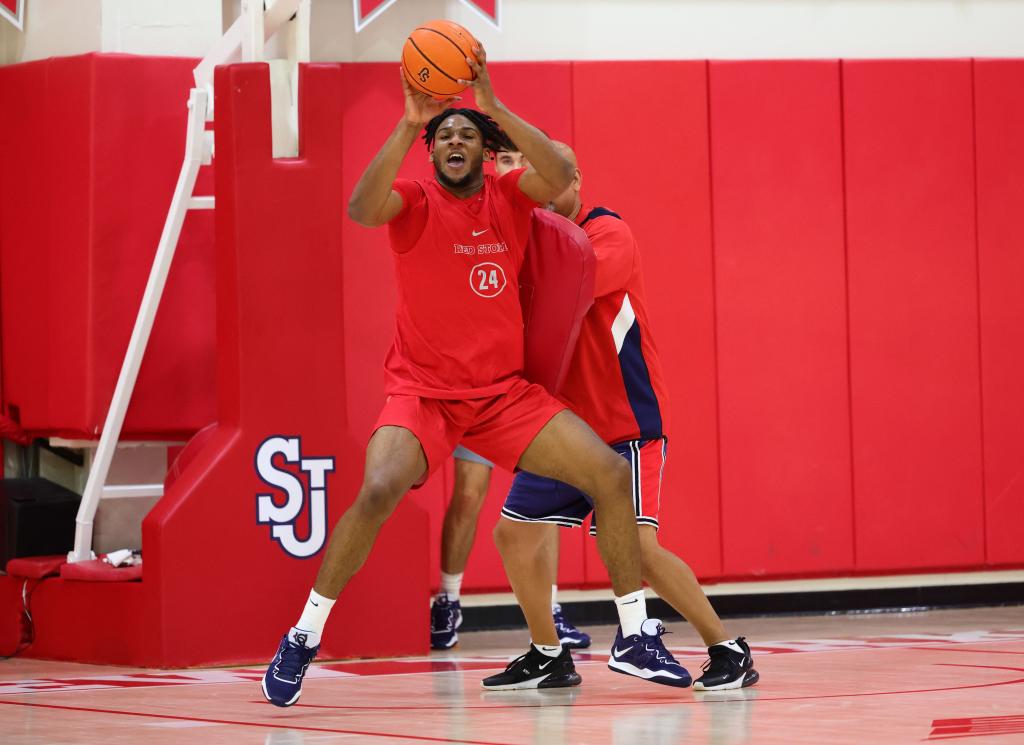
left=402, top=19, right=479, bottom=100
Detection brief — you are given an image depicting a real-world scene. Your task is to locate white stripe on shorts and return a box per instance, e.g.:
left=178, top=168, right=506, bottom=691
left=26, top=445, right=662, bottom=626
left=500, top=506, right=583, bottom=529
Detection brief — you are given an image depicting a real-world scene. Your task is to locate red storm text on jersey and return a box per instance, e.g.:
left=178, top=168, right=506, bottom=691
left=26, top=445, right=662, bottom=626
left=557, top=205, right=672, bottom=444
left=384, top=170, right=538, bottom=399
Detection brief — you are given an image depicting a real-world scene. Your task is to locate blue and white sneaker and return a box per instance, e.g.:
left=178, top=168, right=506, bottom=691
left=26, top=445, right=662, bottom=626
left=607, top=618, right=692, bottom=688
left=430, top=593, right=463, bottom=650
left=552, top=604, right=591, bottom=649
left=261, top=628, right=319, bottom=707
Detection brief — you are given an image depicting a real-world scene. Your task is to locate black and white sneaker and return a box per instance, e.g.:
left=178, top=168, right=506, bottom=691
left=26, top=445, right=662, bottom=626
left=693, top=637, right=759, bottom=691
left=481, top=646, right=582, bottom=691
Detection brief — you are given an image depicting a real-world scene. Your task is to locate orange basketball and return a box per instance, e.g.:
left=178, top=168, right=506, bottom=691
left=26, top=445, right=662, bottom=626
left=402, top=19, right=478, bottom=100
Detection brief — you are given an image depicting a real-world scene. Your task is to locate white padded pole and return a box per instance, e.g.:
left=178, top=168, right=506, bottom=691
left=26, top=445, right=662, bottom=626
left=68, top=89, right=210, bottom=564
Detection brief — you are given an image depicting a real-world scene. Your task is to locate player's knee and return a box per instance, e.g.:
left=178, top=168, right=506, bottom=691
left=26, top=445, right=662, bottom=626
left=355, top=476, right=405, bottom=523
left=493, top=517, right=519, bottom=553
left=450, top=484, right=488, bottom=515
left=588, top=456, right=631, bottom=504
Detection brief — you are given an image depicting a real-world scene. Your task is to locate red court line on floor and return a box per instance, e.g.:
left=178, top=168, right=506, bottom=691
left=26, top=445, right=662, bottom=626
left=0, top=700, right=512, bottom=745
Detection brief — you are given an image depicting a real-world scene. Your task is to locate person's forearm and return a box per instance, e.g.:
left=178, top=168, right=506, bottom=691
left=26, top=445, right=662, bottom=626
left=348, top=118, right=421, bottom=226
left=487, top=103, right=574, bottom=191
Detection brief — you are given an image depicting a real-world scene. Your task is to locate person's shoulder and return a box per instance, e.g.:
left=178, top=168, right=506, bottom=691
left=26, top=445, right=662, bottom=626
left=581, top=207, right=634, bottom=241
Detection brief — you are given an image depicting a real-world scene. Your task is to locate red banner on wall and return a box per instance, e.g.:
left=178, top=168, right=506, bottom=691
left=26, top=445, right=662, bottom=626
left=354, top=0, right=500, bottom=32
left=1, top=0, right=24, bottom=31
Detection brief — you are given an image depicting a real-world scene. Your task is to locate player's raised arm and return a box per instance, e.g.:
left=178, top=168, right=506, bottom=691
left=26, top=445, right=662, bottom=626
left=460, top=44, right=574, bottom=203
left=347, top=70, right=459, bottom=227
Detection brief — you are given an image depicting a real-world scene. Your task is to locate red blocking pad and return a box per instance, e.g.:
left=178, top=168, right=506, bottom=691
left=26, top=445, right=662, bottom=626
left=138, top=64, right=429, bottom=666
left=520, top=209, right=595, bottom=395
left=6, top=555, right=65, bottom=579
left=974, top=59, right=1024, bottom=566
left=573, top=61, right=721, bottom=584
left=0, top=54, right=215, bottom=438
left=709, top=61, right=853, bottom=578
left=843, top=60, right=984, bottom=571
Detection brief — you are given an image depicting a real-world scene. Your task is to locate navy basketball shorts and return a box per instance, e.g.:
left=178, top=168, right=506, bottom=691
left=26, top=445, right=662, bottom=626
left=500, top=437, right=666, bottom=534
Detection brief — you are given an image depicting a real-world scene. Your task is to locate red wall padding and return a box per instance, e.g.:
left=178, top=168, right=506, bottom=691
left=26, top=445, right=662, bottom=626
left=0, top=54, right=216, bottom=439
left=572, top=61, right=722, bottom=585
left=973, top=59, right=1024, bottom=567
left=710, top=61, right=854, bottom=578
left=843, top=60, right=985, bottom=571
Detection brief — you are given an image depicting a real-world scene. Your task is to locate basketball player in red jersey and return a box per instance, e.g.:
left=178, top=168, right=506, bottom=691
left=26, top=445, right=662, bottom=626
left=263, top=46, right=675, bottom=706
left=430, top=147, right=590, bottom=653
left=484, top=143, right=759, bottom=691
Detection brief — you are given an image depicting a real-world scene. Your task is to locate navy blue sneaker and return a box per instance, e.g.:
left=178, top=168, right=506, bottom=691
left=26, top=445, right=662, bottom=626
left=262, top=628, right=319, bottom=707
left=430, top=593, right=462, bottom=650
left=552, top=604, right=591, bottom=649
left=607, top=619, right=692, bottom=688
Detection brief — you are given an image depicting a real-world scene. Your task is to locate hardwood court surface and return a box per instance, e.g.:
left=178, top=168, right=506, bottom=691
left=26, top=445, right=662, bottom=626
left=2, top=606, right=1023, bottom=744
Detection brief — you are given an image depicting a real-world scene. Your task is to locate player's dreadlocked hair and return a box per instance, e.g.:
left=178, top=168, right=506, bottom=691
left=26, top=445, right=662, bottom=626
left=422, top=108, right=515, bottom=153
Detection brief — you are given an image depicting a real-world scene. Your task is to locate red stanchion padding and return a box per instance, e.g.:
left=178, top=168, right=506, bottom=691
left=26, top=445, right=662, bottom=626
left=6, top=556, right=65, bottom=579
left=0, top=54, right=216, bottom=440
left=708, top=60, right=854, bottom=578
left=520, top=209, right=595, bottom=395
left=974, top=59, right=1024, bottom=567
left=60, top=560, right=142, bottom=582
left=139, top=63, right=430, bottom=667
left=844, top=60, right=984, bottom=572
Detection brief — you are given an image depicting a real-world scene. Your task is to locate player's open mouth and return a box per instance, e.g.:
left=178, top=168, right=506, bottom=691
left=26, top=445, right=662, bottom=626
left=446, top=152, right=466, bottom=170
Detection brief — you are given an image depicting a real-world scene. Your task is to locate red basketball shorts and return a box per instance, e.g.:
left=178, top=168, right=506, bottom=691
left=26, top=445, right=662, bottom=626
left=373, top=376, right=566, bottom=484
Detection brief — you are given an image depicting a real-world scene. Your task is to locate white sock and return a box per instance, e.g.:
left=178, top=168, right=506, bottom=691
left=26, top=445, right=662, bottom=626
left=294, top=589, right=335, bottom=646
left=440, top=571, right=463, bottom=600
left=532, top=642, right=561, bottom=658
left=615, top=589, right=647, bottom=637
left=551, top=584, right=558, bottom=611
left=715, top=639, right=745, bottom=654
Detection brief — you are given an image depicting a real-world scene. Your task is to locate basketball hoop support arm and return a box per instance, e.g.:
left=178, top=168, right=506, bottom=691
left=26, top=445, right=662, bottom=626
left=68, top=0, right=306, bottom=564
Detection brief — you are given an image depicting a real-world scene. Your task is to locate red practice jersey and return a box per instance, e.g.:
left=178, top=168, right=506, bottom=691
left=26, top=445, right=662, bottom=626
left=385, top=170, right=539, bottom=399
left=558, top=205, right=672, bottom=444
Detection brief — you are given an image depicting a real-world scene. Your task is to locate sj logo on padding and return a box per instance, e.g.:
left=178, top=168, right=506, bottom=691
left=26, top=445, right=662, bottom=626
left=255, top=436, right=335, bottom=558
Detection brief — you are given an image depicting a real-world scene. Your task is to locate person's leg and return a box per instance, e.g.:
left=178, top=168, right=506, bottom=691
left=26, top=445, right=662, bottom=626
left=263, top=424, right=428, bottom=706
left=540, top=527, right=559, bottom=598
left=637, top=526, right=757, bottom=690
left=432, top=453, right=492, bottom=649
left=493, top=518, right=560, bottom=645
left=441, top=457, right=493, bottom=579
left=542, top=530, right=592, bottom=649
left=312, top=425, right=427, bottom=598
left=638, top=526, right=728, bottom=646
left=517, top=410, right=641, bottom=601
left=484, top=517, right=581, bottom=691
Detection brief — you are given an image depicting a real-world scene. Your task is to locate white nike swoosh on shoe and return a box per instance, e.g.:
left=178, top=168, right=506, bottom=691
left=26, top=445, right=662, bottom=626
left=613, top=645, right=634, bottom=657
left=537, top=660, right=553, bottom=670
